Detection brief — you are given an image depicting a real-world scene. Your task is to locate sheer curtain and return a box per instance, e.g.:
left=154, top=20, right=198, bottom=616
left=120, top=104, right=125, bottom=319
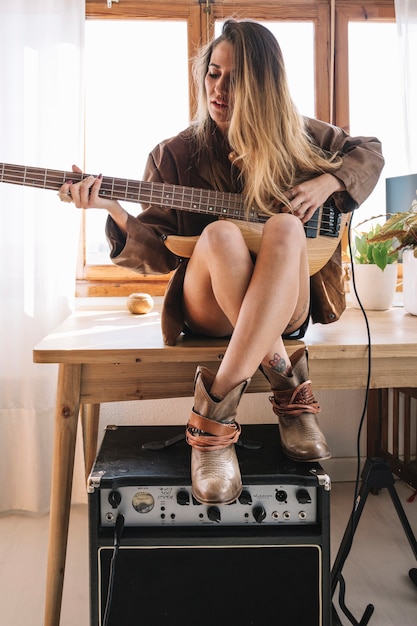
left=395, top=0, right=417, bottom=173
left=0, top=0, right=84, bottom=513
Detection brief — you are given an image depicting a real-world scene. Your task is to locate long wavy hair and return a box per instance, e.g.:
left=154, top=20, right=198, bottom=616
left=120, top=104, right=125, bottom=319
left=192, top=19, right=342, bottom=216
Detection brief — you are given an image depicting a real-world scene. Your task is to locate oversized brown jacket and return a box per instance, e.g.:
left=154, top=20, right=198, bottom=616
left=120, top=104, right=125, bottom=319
left=106, top=117, right=384, bottom=345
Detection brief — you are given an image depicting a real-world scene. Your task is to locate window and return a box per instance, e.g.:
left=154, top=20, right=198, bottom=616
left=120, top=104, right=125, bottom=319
left=79, top=0, right=202, bottom=296
left=79, top=1, right=396, bottom=296
left=84, top=19, right=189, bottom=266
left=349, top=21, right=405, bottom=227
left=215, top=20, right=315, bottom=117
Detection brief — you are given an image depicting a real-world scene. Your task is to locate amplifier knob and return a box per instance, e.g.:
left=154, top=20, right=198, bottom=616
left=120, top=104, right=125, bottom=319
left=176, top=489, right=190, bottom=505
left=296, top=489, right=311, bottom=504
left=252, top=505, right=267, bottom=524
left=108, top=490, right=122, bottom=509
left=238, top=490, right=252, bottom=505
left=207, top=506, right=221, bottom=523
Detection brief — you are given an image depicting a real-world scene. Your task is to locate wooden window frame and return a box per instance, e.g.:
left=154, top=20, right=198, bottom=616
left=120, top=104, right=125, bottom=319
left=78, top=0, right=395, bottom=297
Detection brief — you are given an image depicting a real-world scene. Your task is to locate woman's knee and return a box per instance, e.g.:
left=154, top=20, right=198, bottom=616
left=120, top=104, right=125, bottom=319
left=202, top=219, right=241, bottom=239
left=262, top=213, right=305, bottom=247
left=198, top=220, right=249, bottom=256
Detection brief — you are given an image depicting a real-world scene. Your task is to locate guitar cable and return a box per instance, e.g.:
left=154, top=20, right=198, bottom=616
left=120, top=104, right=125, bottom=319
left=347, top=216, right=373, bottom=528
left=331, top=218, right=374, bottom=624
left=102, top=513, right=125, bottom=626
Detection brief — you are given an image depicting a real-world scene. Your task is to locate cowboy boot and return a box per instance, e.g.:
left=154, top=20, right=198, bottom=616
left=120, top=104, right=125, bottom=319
left=260, top=347, right=330, bottom=462
left=186, top=366, right=250, bottom=505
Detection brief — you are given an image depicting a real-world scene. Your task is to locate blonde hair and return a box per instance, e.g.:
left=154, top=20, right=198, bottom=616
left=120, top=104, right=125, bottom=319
left=192, top=19, right=342, bottom=216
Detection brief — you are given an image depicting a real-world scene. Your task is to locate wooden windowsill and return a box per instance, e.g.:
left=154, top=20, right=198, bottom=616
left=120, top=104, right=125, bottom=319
left=75, top=277, right=169, bottom=298
left=76, top=261, right=172, bottom=297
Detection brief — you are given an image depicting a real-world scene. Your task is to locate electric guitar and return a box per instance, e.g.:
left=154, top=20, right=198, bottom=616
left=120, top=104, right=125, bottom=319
left=0, top=162, right=348, bottom=274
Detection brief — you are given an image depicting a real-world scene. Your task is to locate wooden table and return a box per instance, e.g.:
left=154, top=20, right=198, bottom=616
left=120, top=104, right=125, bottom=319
left=33, top=302, right=417, bottom=625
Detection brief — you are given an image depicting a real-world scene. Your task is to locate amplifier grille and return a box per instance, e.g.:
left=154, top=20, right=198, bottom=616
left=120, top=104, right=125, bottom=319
left=98, top=544, right=322, bottom=626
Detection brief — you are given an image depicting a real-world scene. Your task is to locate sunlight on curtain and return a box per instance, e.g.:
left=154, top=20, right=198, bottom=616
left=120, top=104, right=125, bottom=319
left=0, top=0, right=84, bottom=513
left=395, top=0, right=417, bottom=173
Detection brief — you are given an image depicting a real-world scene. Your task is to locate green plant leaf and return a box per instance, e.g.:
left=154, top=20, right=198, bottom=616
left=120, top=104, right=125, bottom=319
left=372, top=246, right=387, bottom=271
left=353, top=221, right=399, bottom=269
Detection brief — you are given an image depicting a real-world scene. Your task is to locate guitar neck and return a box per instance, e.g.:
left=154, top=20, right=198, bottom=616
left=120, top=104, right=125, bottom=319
left=0, top=162, right=259, bottom=222
left=1, top=162, right=346, bottom=274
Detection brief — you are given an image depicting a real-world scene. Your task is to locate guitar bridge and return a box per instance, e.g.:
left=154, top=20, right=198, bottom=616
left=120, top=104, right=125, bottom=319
left=320, top=201, right=342, bottom=237
left=304, top=208, right=320, bottom=239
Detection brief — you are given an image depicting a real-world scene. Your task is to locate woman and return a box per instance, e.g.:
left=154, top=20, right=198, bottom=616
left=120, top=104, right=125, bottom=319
left=59, top=20, right=384, bottom=505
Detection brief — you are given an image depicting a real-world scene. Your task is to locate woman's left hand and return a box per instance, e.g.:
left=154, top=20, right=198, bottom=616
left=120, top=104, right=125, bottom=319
left=286, top=173, right=345, bottom=223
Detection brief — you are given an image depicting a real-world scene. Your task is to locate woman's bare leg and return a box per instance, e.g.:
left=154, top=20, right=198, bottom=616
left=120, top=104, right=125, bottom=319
left=183, top=219, right=254, bottom=339
left=183, top=216, right=327, bottom=502
left=183, top=213, right=310, bottom=397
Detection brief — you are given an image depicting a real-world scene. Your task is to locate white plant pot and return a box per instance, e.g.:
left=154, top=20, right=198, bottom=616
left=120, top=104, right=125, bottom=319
left=403, top=248, right=417, bottom=316
left=349, top=263, right=397, bottom=310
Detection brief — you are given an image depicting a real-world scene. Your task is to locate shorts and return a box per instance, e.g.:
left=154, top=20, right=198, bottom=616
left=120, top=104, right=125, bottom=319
left=184, top=313, right=310, bottom=341
left=282, top=315, right=310, bottom=340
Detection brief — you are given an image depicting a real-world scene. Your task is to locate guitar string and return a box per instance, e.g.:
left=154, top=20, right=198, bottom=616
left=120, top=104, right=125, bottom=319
left=1, top=164, right=341, bottom=235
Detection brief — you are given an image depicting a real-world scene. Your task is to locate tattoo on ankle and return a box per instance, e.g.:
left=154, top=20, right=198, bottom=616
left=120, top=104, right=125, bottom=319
left=269, top=353, right=292, bottom=376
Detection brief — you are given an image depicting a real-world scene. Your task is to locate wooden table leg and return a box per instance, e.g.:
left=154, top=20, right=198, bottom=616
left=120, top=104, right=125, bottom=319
left=44, top=363, right=81, bottom=626
left=81, top=403, right=100, bottom=480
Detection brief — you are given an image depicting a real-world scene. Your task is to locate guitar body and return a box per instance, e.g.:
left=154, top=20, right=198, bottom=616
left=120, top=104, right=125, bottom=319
left=164, top=213, right=349, bottom=276
left=0, top=162, right=348, bottom=275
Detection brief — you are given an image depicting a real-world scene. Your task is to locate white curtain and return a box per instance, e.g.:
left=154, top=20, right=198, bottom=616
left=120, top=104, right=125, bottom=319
left=0, top=0, right=84, bottom=513
left=395, top=0, right=417, bottom=172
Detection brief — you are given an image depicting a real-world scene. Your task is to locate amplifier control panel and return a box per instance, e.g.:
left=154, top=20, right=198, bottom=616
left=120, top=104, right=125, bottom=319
left=100, top=482, right=318, bottom=527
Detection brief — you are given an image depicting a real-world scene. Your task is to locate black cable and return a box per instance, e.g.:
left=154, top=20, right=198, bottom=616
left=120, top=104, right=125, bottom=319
left=333, top=220, right=373, bottom=596
left=409, top=568, right=417, bottom=588
left=348, top=218, right=372, bottom=520
left=102, top=513, right=125, bottom=626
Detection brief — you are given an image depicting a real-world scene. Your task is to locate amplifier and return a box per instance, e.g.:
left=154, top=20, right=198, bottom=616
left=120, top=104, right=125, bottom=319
left=88, top=424, right=331, bottom=626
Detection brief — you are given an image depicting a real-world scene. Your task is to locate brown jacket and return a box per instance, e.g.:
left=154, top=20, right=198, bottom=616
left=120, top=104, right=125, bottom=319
left=106, top=118, right=384, bottom=345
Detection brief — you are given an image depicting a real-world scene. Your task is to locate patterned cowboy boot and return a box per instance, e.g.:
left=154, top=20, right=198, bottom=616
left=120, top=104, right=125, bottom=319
left=186, top=366, right=250, bottom=504
left=261, top=347, right=330, bottom=462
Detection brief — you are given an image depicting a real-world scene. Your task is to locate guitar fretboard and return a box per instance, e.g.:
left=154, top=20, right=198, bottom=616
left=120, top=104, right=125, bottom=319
left=0, top=162, right=344, bottom=241
left=0, top=162, right=267, bottom=224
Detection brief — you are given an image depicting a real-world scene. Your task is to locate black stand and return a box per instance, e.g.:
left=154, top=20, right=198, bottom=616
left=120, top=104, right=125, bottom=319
left=331, top=458, right=417, bottom=626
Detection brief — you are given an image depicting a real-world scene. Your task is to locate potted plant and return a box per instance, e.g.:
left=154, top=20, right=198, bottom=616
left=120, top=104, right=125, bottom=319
left=367, top=195, right=417, bottom=315
left=349, top=221, right=399, bottom=310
